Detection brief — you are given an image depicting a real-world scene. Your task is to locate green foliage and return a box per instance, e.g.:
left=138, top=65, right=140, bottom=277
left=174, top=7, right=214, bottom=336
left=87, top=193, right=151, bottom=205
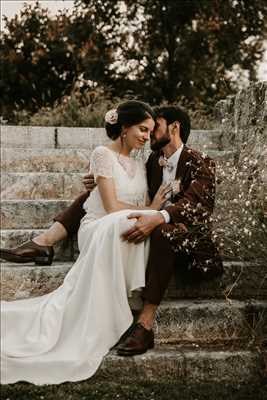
left=113, top=0, right=267, bottom=105
left=1, top=0, right=266, bottom=122
left=14, top=87, right=120, bottom=127
left=11, top=86, right=216, bottom=128
left=0, top=1, right=113, bottom=119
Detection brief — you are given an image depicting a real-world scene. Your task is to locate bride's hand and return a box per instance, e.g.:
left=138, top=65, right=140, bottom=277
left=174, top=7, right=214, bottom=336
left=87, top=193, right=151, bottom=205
left=150, top=183, right=172, bottom=210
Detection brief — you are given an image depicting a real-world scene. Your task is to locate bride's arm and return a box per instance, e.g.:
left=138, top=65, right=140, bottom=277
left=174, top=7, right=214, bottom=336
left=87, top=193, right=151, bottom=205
left=90, top=146, right=170, bottom=214
left=97, top=176, right=170, bottom=213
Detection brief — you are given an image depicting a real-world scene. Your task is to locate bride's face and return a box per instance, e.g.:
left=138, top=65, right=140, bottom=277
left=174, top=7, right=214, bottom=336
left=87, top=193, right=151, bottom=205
left=123, top=117, right=155, bottom=150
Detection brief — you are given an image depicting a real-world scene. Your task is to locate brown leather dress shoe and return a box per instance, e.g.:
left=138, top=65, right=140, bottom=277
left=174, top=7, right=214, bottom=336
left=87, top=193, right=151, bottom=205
left=117, top=323, right=154, bottom=356
left=0, top=240, right=54, bottom=265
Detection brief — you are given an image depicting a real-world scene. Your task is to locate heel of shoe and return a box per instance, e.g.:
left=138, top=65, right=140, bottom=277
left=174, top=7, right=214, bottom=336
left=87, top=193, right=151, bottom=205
left=35, top=257, right=53, bottom=266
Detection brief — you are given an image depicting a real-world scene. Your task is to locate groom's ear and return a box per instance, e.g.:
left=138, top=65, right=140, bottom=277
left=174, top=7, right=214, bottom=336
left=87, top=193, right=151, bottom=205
left=170, top=121, right=180, bottom=135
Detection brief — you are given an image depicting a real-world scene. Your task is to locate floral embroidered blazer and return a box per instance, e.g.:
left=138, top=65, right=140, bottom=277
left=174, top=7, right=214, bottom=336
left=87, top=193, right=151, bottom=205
left=146, top=145, right=223, bottom=281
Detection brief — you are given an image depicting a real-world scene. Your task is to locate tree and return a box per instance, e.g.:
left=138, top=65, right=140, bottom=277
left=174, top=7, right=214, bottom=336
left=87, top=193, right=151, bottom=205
left=1, top=0, right=266, bottom=120
left=116, top=0, right=267, bottom=106
left=0, top=1, right=113, bottom=118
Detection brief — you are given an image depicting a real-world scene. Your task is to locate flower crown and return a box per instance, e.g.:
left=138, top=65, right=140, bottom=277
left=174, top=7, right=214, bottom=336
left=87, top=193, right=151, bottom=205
left=104, top=109, right=118, bottom=125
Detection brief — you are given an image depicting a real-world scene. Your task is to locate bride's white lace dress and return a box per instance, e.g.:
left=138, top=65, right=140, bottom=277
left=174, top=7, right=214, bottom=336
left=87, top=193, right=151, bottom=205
left=1, top=146, right=157, bottom=385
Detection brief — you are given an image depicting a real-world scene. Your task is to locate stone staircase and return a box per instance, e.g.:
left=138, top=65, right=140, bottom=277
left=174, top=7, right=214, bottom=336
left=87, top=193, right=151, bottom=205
left=1, top=125, right=266, bottom=397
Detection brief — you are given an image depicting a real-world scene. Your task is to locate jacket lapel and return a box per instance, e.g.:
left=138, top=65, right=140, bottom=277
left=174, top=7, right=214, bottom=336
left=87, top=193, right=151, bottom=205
left=175, top=145, right=189, bottom=180
left=149, top=146, right=191, bottom=199
left=156, top=152, right=163, bottom=183
left=147, top=151, right=163, bottom=200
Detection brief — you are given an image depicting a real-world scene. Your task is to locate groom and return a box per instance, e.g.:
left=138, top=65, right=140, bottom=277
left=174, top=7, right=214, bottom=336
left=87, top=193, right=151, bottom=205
left=0, top=106, right=223, bottom=355
left=115, top=106, right=223, bottom=355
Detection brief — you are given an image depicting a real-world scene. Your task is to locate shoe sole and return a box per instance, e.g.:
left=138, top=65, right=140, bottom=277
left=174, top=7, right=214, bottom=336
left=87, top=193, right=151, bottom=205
left=0, top=251, right=53, bottom=266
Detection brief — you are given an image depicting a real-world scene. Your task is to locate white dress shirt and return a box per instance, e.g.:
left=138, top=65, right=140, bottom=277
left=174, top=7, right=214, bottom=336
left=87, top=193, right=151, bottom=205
left=159, top=144, right=184, bottom=223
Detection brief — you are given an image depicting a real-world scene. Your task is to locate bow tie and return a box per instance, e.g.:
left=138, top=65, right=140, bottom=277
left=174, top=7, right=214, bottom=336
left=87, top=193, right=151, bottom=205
left=158, top=155, right=174, bottom=172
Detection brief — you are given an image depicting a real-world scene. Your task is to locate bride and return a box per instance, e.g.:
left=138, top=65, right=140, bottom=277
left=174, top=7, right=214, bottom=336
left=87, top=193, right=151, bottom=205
left=1, top=100, right=169, bottom=385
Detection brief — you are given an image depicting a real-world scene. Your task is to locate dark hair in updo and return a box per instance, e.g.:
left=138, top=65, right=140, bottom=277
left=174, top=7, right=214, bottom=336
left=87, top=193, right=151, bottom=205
left=105, top=100, right=155, bottom=140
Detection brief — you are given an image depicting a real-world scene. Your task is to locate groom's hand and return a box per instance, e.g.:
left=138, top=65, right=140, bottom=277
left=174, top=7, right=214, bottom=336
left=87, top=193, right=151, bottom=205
left=83, top=173, right=96, bottom=192
left=122, top=212, right=165, bottom=244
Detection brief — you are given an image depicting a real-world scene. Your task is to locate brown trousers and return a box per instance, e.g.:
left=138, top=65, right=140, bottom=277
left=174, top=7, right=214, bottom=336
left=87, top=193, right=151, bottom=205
left=142, top=223, right=180, bottom=305
left=54, top=193, right=179, bottom=305
left=55, top=192, right=88, bottom=235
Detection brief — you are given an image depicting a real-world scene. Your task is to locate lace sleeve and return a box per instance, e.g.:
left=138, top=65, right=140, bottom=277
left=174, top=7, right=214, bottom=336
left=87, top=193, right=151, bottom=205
left=89, top=146, right=114, bottom=179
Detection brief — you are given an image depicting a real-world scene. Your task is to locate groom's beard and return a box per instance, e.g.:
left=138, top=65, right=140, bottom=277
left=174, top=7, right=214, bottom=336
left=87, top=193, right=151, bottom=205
left=150, top=130, right=171, bottom=151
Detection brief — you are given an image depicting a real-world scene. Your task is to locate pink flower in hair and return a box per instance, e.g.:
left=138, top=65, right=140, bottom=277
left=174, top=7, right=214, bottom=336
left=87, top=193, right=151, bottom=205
left=105, top=109, right=118, bottom=124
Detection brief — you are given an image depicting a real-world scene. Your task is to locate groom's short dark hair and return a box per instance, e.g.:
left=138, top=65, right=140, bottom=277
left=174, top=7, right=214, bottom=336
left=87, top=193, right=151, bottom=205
left=154, top=106, right=191, bottom=143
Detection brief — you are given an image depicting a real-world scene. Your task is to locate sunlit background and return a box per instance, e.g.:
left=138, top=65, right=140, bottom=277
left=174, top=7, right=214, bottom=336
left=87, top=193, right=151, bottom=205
left=1, top=0, right=266, bottom=80
left=1, top=0, right=266, bottom=126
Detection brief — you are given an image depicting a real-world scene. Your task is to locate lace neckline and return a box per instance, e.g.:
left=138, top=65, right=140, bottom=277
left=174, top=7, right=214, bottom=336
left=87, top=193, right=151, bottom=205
left=105, top=146, right=137, bottom=178
left=107, top=147, right=132, bottom=159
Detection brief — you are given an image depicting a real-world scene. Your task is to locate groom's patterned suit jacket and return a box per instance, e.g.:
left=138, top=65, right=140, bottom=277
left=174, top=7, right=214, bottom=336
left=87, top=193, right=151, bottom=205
left=146, top=145, right=223, bottom=282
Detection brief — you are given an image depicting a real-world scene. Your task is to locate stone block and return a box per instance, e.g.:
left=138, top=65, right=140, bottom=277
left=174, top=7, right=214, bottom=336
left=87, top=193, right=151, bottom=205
left=167, top=261, right=267, bottom=300
left=57, top=127, right=110, bottom=148
left=0, top=126, right=55, bottom=148
left=214, top=96, right=236, bottom=150
left=187, top=130, right=222, bottom=151
left=98, top=348, right=263, bottom=384
left=206, top=150, right=236, bottom=161
left=215, top=81, right=267, bottom=152
left=0, top=347, right=264, bottom=389
left=1, top=173, right=84, bottom=199
left=1, top=148, right=90, bottom=172
left=156, top=300, right=267, bottom=343
left=1, top=264, right=266, bottom=342
left=62, top=174, right=85, bottom=199
left=0, top=200, right=71, bottom=229
left=0, top=264, right=70, bottom=300
left=1, top=262, right=266, bottom=301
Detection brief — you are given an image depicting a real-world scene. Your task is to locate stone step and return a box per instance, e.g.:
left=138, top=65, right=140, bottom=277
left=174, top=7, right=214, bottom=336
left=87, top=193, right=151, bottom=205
left=0, top=147, right=233, bottom=198
left=1, top=148, right=90, bottom=173
left=1, top=200, right=71, bottom=229
left=1, top=261, right=266, bottom=300
left=1, top=173, right=85, bottom=200
left=1, top=126, right=222, bottom=149
left=157, top=300, right=267, bottom=344
left=1, top=347, right=265, bottom=390
left=1, top=266, right=266, bottom=342
left=97, top=347, right=266, bottom=385
left=1, top=147, right=233, bottom=173
left=0, top=126, right=108, bottom=149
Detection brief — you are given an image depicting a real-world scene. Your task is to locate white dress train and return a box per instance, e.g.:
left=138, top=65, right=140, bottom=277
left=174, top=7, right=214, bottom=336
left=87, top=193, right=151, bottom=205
left=1, top=146, right=155, bottom=384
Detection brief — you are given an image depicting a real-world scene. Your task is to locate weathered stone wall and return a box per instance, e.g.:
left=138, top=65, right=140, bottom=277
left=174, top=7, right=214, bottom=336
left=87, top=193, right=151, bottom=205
left=213, top=81, right=267, bottom=263
left=215, top=81, right=267, bottom=185
left=215, top=81, right=267, bottom=151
